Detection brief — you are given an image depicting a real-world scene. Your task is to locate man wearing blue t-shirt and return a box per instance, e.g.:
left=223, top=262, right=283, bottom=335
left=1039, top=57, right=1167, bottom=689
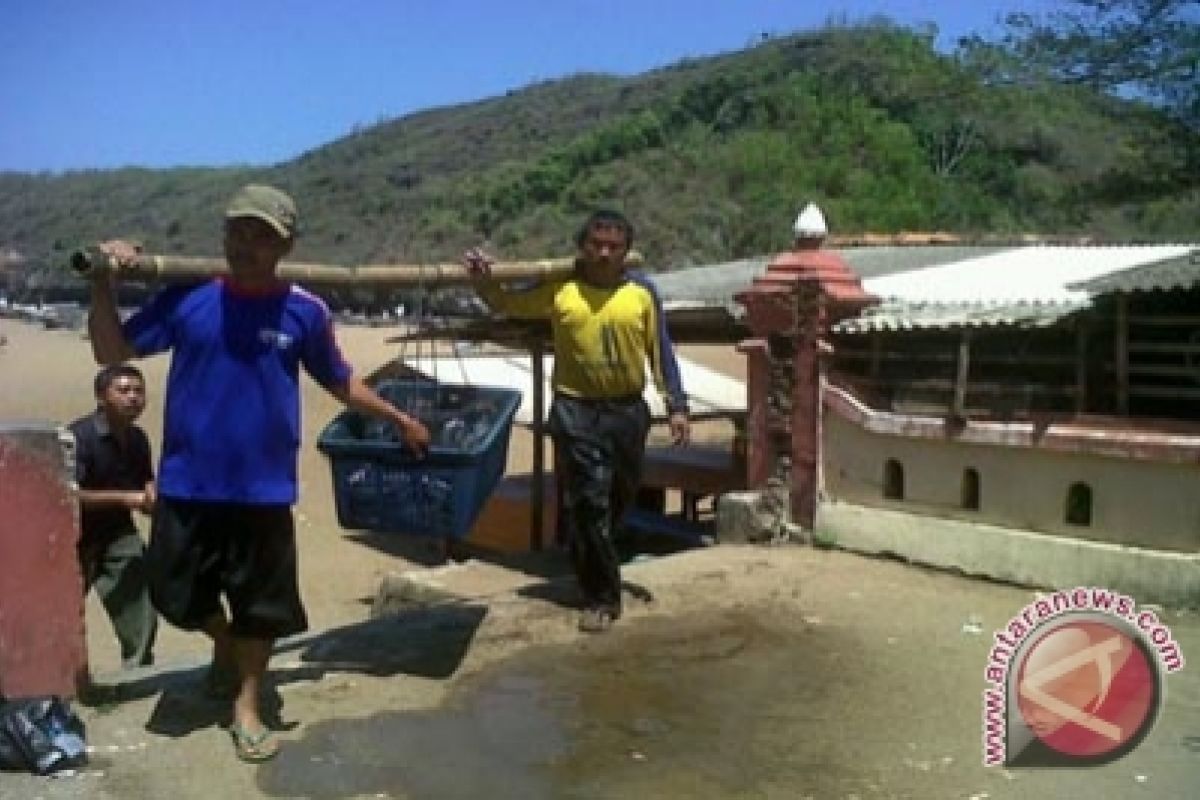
left=86, top=184, right=430, bottom=763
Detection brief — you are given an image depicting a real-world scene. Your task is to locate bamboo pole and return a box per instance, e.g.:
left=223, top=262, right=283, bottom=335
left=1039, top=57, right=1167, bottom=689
left=69, top=248, right=595, bottom=287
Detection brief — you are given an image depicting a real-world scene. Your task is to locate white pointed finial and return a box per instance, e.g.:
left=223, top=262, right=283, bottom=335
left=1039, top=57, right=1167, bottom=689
left=793, top=203, right=827, bottom=239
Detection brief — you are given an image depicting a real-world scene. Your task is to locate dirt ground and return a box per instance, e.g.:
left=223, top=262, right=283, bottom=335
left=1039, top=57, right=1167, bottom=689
left=1, top=317, right=1197, bottom=800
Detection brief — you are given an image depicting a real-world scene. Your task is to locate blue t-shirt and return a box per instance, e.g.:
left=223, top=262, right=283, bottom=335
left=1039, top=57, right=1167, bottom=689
left=124, top=278, right=352, bottom=504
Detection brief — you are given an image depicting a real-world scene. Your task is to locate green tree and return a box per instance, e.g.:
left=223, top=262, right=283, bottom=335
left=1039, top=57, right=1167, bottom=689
left=964, top=1, right=1199, bottom=129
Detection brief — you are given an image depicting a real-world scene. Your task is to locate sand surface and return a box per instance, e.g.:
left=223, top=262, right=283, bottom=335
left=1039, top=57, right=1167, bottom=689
left=0, top=316, right=744, bottom=670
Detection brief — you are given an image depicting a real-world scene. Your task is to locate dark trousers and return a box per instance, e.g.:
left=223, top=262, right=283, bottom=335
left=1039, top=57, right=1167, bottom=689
left=79, top=527, right=157, bottom=668
left=549, top=393, right=650, bottom=611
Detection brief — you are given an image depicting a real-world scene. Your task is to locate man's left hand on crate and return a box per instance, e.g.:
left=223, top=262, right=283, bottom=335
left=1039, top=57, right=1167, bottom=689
left=394, top=413, right=431, bottom=454
left=331, top=377, right=431, bottom=456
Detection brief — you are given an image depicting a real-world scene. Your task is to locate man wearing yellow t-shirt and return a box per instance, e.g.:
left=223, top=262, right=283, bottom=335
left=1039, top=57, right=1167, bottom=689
left=464, top=210, right=689, bottom=632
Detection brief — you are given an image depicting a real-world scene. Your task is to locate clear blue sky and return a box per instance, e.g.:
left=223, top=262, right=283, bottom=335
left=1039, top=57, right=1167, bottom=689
left=0, top=0, right=1064, bottom=173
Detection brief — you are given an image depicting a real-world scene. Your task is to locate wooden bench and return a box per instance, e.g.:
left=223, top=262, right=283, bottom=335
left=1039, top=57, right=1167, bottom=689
left=638, top=444, right=747, bottom=521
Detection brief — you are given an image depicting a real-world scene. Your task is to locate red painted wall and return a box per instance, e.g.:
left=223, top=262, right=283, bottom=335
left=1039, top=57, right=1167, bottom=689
left=0, top=424, right=87, bottom=699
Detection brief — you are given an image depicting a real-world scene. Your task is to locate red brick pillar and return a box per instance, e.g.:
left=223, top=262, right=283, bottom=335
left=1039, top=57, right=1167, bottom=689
left=735, top=235, right=874, bottom=529
left=0, top=424, right=87, bottom=699
left=734, top=337, right=771, bottom=487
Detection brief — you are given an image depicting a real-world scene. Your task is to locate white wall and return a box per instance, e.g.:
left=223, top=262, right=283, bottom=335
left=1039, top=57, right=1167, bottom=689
left=824, top=413, right=1200, bottom=552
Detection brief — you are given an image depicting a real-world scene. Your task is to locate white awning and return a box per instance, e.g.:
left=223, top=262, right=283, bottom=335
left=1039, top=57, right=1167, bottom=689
left=398, top=353, right=744, bottom=423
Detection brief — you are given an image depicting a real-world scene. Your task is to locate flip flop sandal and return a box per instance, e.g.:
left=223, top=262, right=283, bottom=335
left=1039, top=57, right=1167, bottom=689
left=578, top=607, right=615, bottom=633
left=230, top=723, right=279, bottom=763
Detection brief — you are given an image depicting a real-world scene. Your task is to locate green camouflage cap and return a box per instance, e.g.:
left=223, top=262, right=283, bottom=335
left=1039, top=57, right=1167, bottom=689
left=224, top=184, right=299, bottom=239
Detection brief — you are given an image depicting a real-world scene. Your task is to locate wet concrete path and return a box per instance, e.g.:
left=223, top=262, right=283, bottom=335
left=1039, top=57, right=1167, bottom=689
left=8, top=548, right=1197, bottom=800
left=257, top=592, right=1200, bottom=800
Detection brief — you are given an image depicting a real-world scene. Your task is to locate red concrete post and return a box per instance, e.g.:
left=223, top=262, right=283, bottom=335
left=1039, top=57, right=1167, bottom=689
left=789, top=284, right=823, bottom=527
left=735, top=286, right=798, bottom=491
left=735, top=212, right=875, bottom=530
left=735, top=337, right=771, bottom=486
left=0, top=423, right=87, bottom=699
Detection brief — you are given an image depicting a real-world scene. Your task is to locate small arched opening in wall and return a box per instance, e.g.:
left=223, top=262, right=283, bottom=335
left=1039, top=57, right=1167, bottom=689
left=961, top=468, right=981, bottom=510
left=883, top=458, right=905, bottom=500
left=1065, top=482, right=1093, bottom=526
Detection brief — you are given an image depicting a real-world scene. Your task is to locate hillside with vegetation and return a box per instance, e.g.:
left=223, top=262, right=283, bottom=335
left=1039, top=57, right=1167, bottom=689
left=1, top=12, right=1197, bottom=294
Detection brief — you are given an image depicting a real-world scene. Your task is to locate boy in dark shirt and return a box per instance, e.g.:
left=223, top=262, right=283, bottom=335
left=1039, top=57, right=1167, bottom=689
left=69, top=363, right=157, bottom=669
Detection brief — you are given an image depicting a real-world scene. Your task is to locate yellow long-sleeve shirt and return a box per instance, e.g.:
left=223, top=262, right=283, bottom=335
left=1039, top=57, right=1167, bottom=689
left=476, top=270, right=688, bottom=412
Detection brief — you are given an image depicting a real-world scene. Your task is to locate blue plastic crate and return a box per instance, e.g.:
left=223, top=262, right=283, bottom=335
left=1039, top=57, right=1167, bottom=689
left=317, top=381, right=521, bottom=538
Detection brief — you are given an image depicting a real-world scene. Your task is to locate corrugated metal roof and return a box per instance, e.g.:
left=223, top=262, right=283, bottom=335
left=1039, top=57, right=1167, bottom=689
left=1069, top=249, right=1200, bottom=294
left=862, top=245, right=1197, bottom=305
left=655, top=244, right=1200, bottom=334
left=652, top=246, right=1013, bottom=308
left=653, top=257, right=769, bottom=308
left=834, top=300, right=1085, bottom=333
left=840, top=244, right=1016, bottom=279
left=838, top=245, right=1198, bottom=333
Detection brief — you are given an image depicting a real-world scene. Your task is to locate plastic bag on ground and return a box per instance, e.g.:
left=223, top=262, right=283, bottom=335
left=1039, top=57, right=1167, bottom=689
left=0, top=695, right=88, bottom=775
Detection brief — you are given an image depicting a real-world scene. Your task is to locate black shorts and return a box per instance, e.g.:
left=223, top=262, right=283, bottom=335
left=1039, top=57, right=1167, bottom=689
left=147, top=497, right=308, bottom=639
